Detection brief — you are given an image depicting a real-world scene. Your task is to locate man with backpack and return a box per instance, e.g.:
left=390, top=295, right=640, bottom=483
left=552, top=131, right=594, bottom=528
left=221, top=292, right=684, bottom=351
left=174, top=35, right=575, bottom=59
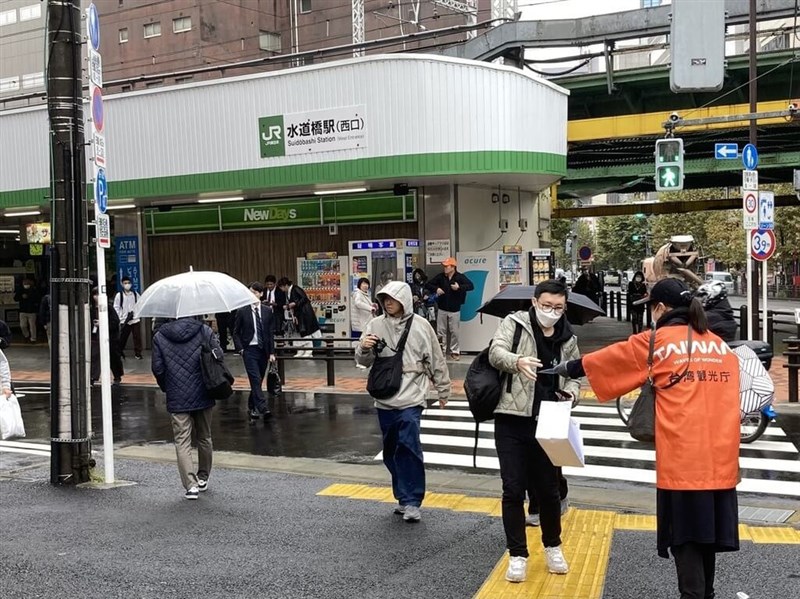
left=355, top=281, right=451, bottom=523
left=487, top=279, right=581, bottom=582
left=113, top=276, right=142, bottom=360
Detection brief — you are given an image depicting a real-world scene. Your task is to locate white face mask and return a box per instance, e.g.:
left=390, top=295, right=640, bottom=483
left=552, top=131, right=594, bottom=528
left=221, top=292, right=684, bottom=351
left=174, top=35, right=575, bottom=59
left=534, top=306, right=561, bottom=329
left=123, top=283, right=132, bottom=290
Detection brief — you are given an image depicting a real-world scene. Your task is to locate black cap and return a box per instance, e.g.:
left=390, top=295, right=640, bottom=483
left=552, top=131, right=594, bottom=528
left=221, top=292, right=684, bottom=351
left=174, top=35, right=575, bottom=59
left=632, top=278, right=693, bottom=307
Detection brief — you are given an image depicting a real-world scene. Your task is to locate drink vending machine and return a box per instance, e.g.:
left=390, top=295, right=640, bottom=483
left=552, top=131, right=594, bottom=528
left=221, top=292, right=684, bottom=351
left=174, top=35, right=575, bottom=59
left=529, top=249, right=555, bottom=284
left=296, top=252, right=350, bottom=337
left=348, top=238, right=421, bottom=292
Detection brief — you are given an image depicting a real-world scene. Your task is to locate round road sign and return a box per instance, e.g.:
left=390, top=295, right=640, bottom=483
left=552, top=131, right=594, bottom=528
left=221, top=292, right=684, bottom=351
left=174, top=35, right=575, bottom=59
left=750, top=229, right=776, bottom=261
left=87, top=4, right=100, bottom=51
left=744, top=192, right=757, bottom=213
left=91, top=87, right=104, bottom=132
left=578, top=246, right=592, bottom=261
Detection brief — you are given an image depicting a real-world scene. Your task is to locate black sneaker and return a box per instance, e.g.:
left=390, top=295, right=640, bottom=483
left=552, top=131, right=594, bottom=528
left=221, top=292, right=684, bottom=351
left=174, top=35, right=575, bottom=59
left=248, top=409, right=260, bottom=420
left=262, top=409, right=272, bottom=420
left=197, top=478, right=208, bottom=492
left=135, top=355, right=143, bottom=360
left=184, top=487, right=199, bottom=500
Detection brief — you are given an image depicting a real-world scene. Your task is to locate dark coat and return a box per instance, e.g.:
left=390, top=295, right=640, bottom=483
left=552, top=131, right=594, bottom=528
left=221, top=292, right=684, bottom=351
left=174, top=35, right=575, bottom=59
left=15, top=286, right=41, bottom=313
left=424, top=271, right=474, bottom=313
left=233, top=303, right=275, bottom=354
left=706, top=298, right=737, bottom=342
left=287, top=285, right=319, bottom=336
left=151, top=318, right=217, bottom=413
left=91, top=301, right=124, bottom=381
left=627, top=275, right=648, bottom=313
left=264, top=286, right=284, bottom=334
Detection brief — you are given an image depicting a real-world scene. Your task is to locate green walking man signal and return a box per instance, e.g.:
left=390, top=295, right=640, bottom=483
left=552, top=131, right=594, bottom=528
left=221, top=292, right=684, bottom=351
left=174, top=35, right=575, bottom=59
left=654, top=138, right=684, bottom=192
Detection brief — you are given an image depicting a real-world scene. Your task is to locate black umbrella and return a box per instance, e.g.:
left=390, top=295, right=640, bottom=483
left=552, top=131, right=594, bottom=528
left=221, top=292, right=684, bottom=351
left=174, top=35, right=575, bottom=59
left=477, top=285, right=605, bottom=325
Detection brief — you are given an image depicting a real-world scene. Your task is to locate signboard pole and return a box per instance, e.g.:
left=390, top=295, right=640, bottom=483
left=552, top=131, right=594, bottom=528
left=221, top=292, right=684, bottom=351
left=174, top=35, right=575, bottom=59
left=746, top=244, right=753, bottom=341
left=761, top=259, right=768, bottom=343
left=87, top=3, right=115, bottom=483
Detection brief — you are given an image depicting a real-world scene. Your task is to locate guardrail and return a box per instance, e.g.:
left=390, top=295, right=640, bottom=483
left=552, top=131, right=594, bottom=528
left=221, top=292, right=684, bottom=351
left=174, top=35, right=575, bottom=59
left=273, top=335, right=358, bottom=388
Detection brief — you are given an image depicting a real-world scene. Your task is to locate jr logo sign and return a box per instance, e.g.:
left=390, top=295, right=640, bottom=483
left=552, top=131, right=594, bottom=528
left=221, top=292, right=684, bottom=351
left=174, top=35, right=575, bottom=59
left=259, top=115, right=285, bottom=158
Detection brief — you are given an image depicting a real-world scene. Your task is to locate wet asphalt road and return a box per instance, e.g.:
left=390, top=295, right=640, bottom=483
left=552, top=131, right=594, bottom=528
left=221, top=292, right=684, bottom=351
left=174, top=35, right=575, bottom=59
left=16, top=385, right=385, bottom=464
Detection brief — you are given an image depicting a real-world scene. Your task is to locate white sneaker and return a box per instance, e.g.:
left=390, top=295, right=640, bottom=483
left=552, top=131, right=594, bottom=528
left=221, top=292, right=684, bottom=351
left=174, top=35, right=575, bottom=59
left=402, top=505, right=421, bottom=522
left=525, top=513, right=540, bottom=527
left=505, top=555, right=527, bottom=583
left=544, top=545, right=569, bottom=574
left=356, top=363, right=367, bottom=370
left=184, top=486, right=199, bottom=500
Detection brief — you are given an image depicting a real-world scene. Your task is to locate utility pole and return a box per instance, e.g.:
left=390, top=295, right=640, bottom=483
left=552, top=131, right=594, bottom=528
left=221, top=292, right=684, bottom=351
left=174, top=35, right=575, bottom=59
left=748, top=0, right=760, bottom=340
left=47, top=0, right=92, bottom=485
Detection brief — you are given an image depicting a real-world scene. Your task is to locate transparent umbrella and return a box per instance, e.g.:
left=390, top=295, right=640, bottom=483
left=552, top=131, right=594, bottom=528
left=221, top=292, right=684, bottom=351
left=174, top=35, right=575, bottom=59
left=134, top=268, right=255, bottom=319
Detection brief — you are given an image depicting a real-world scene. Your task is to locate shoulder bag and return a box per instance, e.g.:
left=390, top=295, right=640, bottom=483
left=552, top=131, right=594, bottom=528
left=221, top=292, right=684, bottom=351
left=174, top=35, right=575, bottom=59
left=366, top=317, right=414, bottom=400
left=628, top=325, right=692, bottom=443
left=200, top=329, right=235, bottom=400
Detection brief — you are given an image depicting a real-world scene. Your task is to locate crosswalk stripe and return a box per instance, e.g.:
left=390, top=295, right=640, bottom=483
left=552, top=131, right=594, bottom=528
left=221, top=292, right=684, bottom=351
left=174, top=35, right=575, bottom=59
left=0, top=440, right=50, bottom=457
left=381, top=402, right=800, bottom=498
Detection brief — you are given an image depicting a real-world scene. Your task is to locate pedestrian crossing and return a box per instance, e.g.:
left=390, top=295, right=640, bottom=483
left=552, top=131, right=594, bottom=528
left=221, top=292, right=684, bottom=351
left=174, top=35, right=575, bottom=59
left=376, top=400, right=800, bottom=498
left=0, top=439, right=50, bottom=457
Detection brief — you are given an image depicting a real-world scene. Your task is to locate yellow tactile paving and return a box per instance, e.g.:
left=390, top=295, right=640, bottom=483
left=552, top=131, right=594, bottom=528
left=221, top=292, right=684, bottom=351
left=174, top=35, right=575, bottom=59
left=475, top=509, right=616, bottom=599
left=316, top=484, right=800, bottom=598
left=747, top=526, right=800, bottom=544
left=614, top=514, right=658, bottom=530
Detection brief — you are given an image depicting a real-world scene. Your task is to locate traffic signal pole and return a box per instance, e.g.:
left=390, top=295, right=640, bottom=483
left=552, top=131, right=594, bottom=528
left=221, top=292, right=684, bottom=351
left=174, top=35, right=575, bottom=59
left=47, top=0, right=92, bottom=485
left=748, top=0, right=760, bottom=341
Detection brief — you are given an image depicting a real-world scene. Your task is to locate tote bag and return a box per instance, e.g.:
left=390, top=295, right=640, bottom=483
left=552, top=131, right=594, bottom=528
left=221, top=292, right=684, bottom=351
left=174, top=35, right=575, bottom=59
left=0, top=394, right=25, bottom=440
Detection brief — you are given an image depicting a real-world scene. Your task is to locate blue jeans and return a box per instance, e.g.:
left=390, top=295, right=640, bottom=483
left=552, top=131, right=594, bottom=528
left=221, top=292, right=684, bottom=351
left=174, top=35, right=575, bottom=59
left=377, top=405, right=425, bottom=508
left=242, top=346, right=268, bottom=412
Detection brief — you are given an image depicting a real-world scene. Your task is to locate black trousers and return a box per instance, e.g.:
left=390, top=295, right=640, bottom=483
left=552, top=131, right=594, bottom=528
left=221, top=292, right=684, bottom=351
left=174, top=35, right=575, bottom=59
left=119, top=322, right=142, bottom=356
left=242, top=346, right=268, bottom=412
left=671, top=542, right=716, bottom=599
left=494, top=414, right=562, bottom=557
left=215, top=312, right=233, bottom=351
left=630, top=308, right=645, bottom=334
left=528, top=470, right=568, bottom=515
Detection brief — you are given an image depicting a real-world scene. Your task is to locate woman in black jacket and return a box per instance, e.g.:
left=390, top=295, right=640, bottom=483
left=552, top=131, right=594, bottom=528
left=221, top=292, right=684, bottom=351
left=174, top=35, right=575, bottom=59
left=627, top=271, right=648, bottom=334
left=277, top=277, right=320, bottom=358
left=90, top=288, right=124, bottom=385
left=152, top=316, right=221, bottom=499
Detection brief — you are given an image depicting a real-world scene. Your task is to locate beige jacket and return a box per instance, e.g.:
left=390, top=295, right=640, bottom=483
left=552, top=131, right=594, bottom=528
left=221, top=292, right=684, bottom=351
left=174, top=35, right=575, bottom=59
left=488, top=310, right=581, bottom=417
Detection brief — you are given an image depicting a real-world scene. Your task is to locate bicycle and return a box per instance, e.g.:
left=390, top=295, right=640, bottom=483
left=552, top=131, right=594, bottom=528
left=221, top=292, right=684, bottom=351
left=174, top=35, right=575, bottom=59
left=616, top=394, right=777, bottom=444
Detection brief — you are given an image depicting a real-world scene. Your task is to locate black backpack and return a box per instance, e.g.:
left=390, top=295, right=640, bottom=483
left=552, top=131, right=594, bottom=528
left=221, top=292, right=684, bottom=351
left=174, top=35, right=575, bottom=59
left=464, top=322, right=523, bottom=466
left=366, top=317, right=414, bottom=400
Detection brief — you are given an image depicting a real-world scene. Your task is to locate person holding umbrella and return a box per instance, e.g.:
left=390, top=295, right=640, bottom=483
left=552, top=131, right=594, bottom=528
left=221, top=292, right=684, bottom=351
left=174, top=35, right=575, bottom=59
left=487, top=279, right=581, bottom=582
left=137, top=268, right=258, bottom=500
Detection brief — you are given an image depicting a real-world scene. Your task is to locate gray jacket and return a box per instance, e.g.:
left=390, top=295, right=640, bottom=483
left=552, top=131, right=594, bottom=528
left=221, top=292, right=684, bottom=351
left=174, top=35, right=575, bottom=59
left=488, top=310, right=581, bottom=417
left=355, top=281, right=451, bottom=409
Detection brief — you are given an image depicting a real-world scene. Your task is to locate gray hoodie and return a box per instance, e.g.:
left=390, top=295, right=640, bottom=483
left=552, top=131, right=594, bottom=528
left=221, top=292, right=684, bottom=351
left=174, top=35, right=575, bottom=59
left=355, top=281, right=451, bottom=409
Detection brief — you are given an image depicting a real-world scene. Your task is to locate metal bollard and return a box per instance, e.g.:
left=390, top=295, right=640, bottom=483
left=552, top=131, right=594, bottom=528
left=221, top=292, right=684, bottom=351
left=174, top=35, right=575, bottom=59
left=784, top=337, right=800, bottom=403
left=766, top=310, right=774, bottom=347
left=616, top=291, right=623, bottom=322
left=739, top=305, right=748, bottom=340
left=608, top=293, right=615, bottom=319
left=325, top=337, right=335, bottom=386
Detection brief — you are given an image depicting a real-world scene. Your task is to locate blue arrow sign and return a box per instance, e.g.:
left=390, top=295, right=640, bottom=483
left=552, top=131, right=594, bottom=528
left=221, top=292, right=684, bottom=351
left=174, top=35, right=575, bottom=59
left=87, top=4, right=100, bottom=51
left=714, top=143, right=738, bottom=159
left=95, top=168, right=108, bottom=214
left=742, top=143, right=759, bottom=170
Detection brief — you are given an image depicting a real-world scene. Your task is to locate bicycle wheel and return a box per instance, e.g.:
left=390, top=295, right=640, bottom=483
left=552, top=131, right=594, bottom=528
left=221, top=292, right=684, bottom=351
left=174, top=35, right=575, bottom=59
left=740, top=412, right=769, bottom=444
left=616, top=395, right=636, bottom=424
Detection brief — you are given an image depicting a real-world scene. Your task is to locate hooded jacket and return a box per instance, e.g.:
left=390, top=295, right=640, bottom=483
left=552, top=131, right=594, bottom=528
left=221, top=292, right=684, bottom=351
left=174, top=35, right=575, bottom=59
left=488, top=310, right=581, bottom=417
left=351, top=287, right=375, bottom=333
left=355, top=281, right=451, bottom=409
left=152, top=317, right=218, bottom=413
left=581, top=309, right=740, bottom=490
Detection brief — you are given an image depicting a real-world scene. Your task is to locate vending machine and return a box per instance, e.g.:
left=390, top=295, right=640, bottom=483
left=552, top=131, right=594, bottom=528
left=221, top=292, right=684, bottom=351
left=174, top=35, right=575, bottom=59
left=456, top=250, right=529, bottom=352
left=529, top=249, right=556, bottom=285
left=348, top=238, right=421, bottom=292
left=296, top=252, right=350, bottom=338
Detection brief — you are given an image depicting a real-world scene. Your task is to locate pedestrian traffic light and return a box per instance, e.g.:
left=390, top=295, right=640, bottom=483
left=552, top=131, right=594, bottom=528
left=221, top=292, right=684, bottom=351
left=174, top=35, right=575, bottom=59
left=654, top=138, right=684, bottom=191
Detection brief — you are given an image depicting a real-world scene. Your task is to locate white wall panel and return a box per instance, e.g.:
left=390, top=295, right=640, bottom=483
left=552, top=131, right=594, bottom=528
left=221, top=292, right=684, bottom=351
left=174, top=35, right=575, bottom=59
left=0, top=55, right=568, bottom=194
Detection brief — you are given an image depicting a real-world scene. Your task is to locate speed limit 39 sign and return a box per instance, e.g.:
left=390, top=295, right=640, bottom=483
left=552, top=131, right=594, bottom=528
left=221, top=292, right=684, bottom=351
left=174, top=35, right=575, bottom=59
left=750, top=229, right=776, bottom=261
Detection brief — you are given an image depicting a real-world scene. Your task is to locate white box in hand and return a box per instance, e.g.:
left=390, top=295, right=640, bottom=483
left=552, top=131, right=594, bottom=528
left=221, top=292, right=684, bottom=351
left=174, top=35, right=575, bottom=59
left=535, top=400, right=585, bottom=468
